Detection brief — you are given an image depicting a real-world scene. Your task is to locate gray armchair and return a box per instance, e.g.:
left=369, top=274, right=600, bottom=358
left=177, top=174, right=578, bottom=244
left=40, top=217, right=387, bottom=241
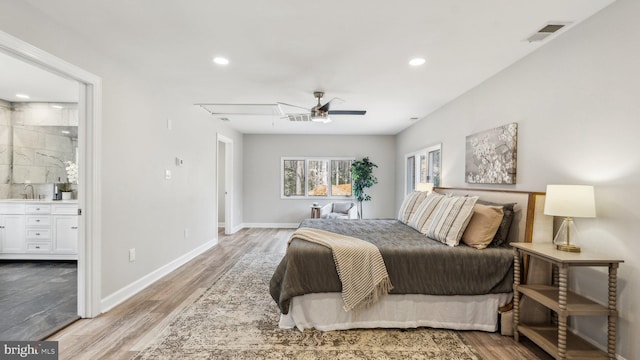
left=320, top=202, right=358, bottom=219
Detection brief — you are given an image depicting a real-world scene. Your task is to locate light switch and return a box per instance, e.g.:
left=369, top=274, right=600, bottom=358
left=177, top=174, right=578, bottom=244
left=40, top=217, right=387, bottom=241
left=165, top=169, right=172, bottom=180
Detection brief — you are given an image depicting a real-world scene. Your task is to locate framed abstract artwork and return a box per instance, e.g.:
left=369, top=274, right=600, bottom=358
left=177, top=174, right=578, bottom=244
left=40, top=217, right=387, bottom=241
left=465, top=123, right=518, bottom=184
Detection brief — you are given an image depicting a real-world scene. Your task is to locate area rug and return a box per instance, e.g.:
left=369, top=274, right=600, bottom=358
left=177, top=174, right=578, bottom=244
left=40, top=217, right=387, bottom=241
left=134, top=253, right=481, bottom=359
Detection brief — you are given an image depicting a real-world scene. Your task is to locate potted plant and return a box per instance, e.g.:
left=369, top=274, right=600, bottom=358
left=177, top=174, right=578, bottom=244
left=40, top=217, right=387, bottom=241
left=60, top=161, right=78, bottom=200
left=351, top=157, right=378, bottom=219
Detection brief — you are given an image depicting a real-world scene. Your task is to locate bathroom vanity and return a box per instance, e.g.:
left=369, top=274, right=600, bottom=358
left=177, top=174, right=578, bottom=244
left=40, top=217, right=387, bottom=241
left=0, top=200, right=78, bottom=260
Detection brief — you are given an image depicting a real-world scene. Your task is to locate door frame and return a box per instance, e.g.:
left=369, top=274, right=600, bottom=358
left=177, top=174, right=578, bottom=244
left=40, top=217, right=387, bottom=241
left=217, top=134, right=233, bottom=235
left=0, top=30, right=103, bottom=317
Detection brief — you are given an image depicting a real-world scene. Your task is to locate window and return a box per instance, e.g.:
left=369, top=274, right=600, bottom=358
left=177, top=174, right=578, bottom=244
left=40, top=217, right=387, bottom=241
left=404, top=144, right=441, bottom=195
left=308, top=160, right=329, bottom=196
left=283, top=159, right=305, bottom=197
left=282, top=157, right=354, bottom=198
left=331, top=159, right=352, bottom=196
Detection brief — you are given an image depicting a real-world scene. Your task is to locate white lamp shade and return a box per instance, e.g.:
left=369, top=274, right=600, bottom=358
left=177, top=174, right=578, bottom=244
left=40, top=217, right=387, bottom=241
left=544, top=185, right=596, bottom=218
left=416, top=182, right=434, bottom=192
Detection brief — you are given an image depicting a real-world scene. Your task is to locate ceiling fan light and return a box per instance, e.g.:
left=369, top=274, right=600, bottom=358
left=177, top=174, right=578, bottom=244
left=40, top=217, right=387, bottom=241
left=310, top=115, right=327, bottom=123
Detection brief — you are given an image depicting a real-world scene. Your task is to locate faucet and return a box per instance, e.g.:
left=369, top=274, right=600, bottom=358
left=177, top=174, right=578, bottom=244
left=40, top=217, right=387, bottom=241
left=24, top=184, right=35, bottom=199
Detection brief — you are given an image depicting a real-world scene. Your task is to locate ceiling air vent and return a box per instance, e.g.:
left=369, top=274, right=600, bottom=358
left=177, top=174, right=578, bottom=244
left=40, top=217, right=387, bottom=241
left=525, top=23, right=569, bottom=43
left=287, top=114, right=311, bottom=122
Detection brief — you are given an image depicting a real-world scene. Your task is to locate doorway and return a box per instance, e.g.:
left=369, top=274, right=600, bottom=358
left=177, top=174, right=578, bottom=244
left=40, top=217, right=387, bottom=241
left=217, top=134, right=233, bottom=235
left=0, top=30, right=102, bottom=323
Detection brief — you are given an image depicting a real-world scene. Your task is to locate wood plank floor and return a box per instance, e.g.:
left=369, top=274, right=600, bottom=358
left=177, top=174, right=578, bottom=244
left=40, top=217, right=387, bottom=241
left=48, top=228, right=552, bottom=359
left=0, top=260, right=78, bottom=341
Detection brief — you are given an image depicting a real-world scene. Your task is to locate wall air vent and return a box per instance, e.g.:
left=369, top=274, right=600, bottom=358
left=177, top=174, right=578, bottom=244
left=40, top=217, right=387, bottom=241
left=525, top=22, right=570, bottom=43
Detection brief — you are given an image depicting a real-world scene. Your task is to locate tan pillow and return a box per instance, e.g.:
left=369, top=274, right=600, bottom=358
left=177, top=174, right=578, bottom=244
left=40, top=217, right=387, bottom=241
left=462, top=204, right=504, bottom=249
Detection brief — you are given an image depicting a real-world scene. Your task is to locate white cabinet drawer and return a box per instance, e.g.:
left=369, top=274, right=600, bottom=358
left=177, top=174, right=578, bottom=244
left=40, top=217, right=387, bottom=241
left=26, top=242, right=51, bottom=252
left=26, top=205, right=51, bottom=214
left=26, top=229, right=51, bottom=240
left=26, top=216, right=50, bottom=226
left=52, top=205, right=78, bottom=215
left=0, top=204, right=25, bottom=214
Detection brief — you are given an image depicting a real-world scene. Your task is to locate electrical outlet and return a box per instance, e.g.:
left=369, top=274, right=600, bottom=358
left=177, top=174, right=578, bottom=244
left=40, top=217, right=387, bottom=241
left=184, top=228, right=189, bottom=239
left=129, top=248, right=136, bottom=262
left=165, top=169, right=171, bottom=180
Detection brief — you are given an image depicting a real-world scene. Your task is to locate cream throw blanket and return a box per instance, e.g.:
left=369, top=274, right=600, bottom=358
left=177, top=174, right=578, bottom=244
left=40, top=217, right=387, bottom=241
left=288, top=227, right=393, bottom=312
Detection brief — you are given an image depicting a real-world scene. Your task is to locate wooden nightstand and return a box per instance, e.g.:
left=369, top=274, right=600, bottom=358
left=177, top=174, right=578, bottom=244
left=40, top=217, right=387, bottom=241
left=310, top=205, right=322, bottom=219
left=511, top=242, right=623, bottom=360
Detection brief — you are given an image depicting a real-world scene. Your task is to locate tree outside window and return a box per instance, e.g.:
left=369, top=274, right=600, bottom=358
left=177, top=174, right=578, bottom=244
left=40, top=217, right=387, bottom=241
left=281, top=157, right=354, bottom=198
left=308, top=160, right=329, bottom=196
left=331, top=159, right=352, bottom=196
left=283, top=160, right=305, bottom=197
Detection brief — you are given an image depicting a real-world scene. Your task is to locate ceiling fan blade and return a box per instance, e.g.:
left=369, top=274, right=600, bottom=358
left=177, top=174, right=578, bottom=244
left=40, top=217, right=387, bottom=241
left=276, top=102, right=309, bottom=112
left=196, top=103, right=284, bottom=116
left=318, top=97, right=344, bottom=112
left=327, top=110, right=367, bottom=115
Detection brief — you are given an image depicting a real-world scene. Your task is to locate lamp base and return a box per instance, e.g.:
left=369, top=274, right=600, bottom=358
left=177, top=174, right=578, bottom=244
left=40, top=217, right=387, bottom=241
left=553, top=217, right=582, bottom=252
left=556, top=243, right=581, bottom=252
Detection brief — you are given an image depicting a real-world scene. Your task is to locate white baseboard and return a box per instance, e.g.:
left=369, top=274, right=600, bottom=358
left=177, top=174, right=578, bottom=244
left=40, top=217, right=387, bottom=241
left=218, top=222, right=225, bottom=228
left=100, top=237, right=218, bottom=313
left=240, top=222, right=299, bottom=229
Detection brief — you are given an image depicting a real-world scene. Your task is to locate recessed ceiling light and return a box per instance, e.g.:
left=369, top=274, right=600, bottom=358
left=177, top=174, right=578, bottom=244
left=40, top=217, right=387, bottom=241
left=16, top=93, right=30, bottom=99
left=51, top=105, right=64, bottom=109
left=409, top=58, right=426, bottom=66
left=213, top=57, right=229, bottom=65
left=61, top=130, right=70, bottom=134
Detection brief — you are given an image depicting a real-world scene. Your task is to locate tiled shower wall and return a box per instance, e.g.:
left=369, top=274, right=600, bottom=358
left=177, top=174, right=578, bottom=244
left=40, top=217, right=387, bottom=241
left=0, top=100, right=78, bottom=199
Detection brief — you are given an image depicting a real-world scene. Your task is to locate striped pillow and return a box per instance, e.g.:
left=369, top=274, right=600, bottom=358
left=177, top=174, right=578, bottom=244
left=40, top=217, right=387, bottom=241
left=407, top=192, right=445, bottom=233
left=397, top=191, right=428, bottom=223
left=426, top=196, right=479, bottom=246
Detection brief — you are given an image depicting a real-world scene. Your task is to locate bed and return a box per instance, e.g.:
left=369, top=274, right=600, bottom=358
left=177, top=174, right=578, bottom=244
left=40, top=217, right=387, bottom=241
left=270, top=188, right=552, bottom=332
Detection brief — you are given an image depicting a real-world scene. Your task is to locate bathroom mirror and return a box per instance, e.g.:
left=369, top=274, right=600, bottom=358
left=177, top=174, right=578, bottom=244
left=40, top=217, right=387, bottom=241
left=1, top=101, right=78, bottom=185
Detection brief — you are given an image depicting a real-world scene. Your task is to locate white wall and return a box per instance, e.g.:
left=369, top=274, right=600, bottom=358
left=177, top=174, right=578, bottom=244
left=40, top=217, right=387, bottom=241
left=397, top=1, right=639, bottom=358
left=0, top=3, right=244, bottom=304
left=243, top=134, right=396, bottom=224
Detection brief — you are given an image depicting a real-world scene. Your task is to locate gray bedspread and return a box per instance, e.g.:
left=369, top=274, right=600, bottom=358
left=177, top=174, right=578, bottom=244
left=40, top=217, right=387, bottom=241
left=269, top=219, right=514, bottom=314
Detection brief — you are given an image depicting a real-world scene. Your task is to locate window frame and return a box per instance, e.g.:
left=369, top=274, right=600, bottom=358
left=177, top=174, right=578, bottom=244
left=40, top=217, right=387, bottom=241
left=281, top=156, right=355, bottom=199
left=404, top=144, right=441, bottom=196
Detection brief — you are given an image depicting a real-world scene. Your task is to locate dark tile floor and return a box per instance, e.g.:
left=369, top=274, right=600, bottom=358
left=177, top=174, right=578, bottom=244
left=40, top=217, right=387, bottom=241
left=0, top=260, right=78, bottom=340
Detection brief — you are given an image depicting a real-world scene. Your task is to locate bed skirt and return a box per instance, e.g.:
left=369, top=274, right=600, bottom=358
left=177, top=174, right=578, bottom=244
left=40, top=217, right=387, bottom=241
left=279, top=292, right=513, bottom=332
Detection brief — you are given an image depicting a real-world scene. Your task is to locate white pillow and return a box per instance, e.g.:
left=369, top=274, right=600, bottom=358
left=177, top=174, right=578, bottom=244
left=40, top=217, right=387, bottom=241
left=333, top=202, right=352, bottom=214
left=397, top=191, right=428, bottom=223
left=426, top=196, right=478, bottom=246
left=407, top=192, right=445, bottom=233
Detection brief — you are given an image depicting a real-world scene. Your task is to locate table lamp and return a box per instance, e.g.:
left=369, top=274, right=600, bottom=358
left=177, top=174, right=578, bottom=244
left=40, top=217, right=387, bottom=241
left=416, top=182, right=434, bottom=192
left=543, top=185, right=596, bottom=252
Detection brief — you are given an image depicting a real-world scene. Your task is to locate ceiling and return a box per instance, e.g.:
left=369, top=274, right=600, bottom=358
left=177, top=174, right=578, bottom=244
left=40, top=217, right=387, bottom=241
left=0, top=50, right=78, bottom=103
left=4, top=0, right=615, bottom=134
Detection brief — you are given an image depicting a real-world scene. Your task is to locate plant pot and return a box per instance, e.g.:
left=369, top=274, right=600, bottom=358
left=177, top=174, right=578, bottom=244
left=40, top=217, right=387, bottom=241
left=62, top=191, right=72, bottom=200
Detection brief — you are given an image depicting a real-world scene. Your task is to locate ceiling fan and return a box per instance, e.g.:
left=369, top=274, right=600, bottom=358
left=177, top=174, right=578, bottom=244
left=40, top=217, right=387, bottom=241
left=279, top=91, right=367, bottom=124
left=196, top=91, right=366, bottom=124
